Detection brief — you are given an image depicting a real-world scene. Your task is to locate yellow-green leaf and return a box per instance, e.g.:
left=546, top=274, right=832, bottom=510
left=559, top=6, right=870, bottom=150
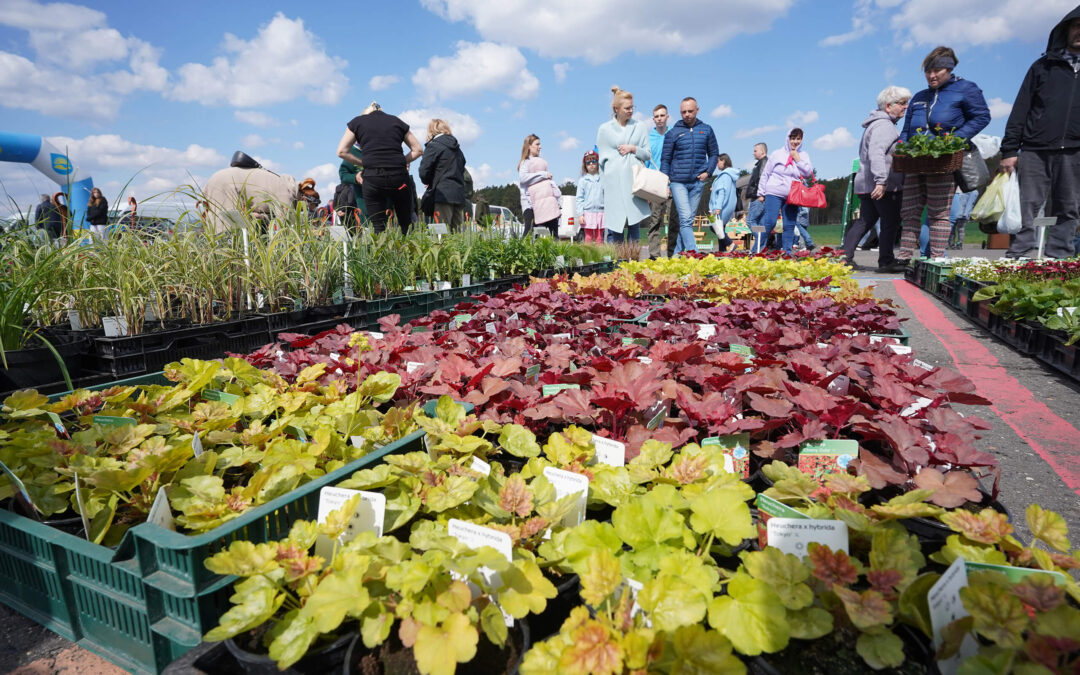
left=413, top=613, right=478, bottom=675
left=1026, top=504, right=1070, bottom=552
left=856, top=629, right=905, bottom=670
left=707, top=573, right=789, bottom=656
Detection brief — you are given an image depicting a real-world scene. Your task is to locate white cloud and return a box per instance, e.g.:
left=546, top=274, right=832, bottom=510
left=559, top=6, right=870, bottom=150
left=293, top=141, right=305, bottom=150
left=558, top=132, right=580, bottom=151
left=889, top=0, right=1072, bottom=48
left=235, top=110, right=279, bottom=127
left=169, top=13, right=348, bottom=107
left=369, top=74, right=400, bottom=90
left=241, top=134, right=266, bottom=148
left=786, top=110, right=819, bottom=128
left=300, top=162, right=338, bottom=187
left=466, top=163, right=493, bottom=188
left=821, top=0, right=876, bottom=46
left=0, top=0, right=167, bottom=120
left=45, top=134, right=226, bottom=171
left=987, top=97, right=1013, bottom=120
left=812, top=127, right=856, bottom=151
left=553, top=62, right=570, bottom=83
left=422, top=0, right=794, bottom=63
left=734, top=125, right=778, bottom=139
left=711, top=104, right=734, bottom=119
left=398, top=107, right=483, bottom=145
left=412, top=41, right=539, bottom=102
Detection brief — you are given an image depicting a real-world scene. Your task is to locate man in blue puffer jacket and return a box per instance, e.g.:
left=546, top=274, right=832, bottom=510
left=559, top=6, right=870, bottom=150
left=661, top=97, right=719, bottom=254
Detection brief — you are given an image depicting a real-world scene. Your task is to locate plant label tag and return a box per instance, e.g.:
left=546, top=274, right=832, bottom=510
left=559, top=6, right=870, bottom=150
left=766, top=518, right=848, bottom=558
left=314, top=488, right=386, bottom=560
left=406, top=361, right=424, bottom=374
left=702, top=434, right=751, bottom=478
left=368, top=331, right=384, bottom=340
left=332, top=289, right=344, bottom=304
left=67, top=309, right=82, bottom=331
left=525, top=327, right=536, bottom=338
left=592, top=435, right=625, bottom=467
left=696, top=324, right=717, bottom=339
left=148, top=488, right=176, bottom=532
left=45, top=412, right=67, bottom=437
left=603, top=255, right=612, bottom=262
left=621, top=337, right=649, bottom=347
left=551, top=333, right=571, bottom=340
left=575, top=258, right=584, bottom=267
left=887, top=344, right=913, bottom=355
left=962, top=561, right=1067, bottom=585
left=447, top=519, right=515, bottom=627
left=929, top=557, right=979, bottom=673
left=525, top=364, right=541, bottom=383
left=453, top=313, right=473, bottom=326
left=729, top=344, right=754, bottom=363
left=437, top=281, right=452, bottom=291
left=900, top=397, right=934, bottom=417
left=410, top=325, right=428, bottom=334
left=556, top=255, right=565, bottom=267
left=94, top=415, right=136, bottom=427
left=191, top=432, right=203, bottom=457
left=0, top=460, right=38, bottom=518
left=485, top=322, right=497, bottom=334
left=869, top=334, right=900, bottom=345
left=203, top=389, right=240, bottom=405
left=755, top=494, right=807, bottom=549
left=541, top=383, right=579, bottom=396
left=568, top=361, right=578, bottom=372
left=912, top=359, right=934, bottom=370
left=637, top=356, right=652, bottom=365
left=419, top=281, right=432, bottom=292
left=625, top=578, right=650, bottom=626
left=469, top=456, right=491, bottom=476
left=543, top=467, right=589, bottom=527
left=1056, top=306, right=1077, bottom=316
left=288, top=425, right=308, bottom=442
left=102, top=315, right=128, bottom=337
left=797, top=439, right=858, bottom=485
left=489, top=268, right=496, bottom=281
left=462, top=274, right=471, bottom=286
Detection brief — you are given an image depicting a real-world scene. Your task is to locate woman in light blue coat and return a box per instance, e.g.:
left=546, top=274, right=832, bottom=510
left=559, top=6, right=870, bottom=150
left=708, top=153, right=739, bottom=251
left=596, top=86, right=651, bottom=244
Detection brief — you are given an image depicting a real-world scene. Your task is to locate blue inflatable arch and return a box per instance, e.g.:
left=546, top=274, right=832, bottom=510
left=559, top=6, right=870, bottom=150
left=0, top=131, right=93, bottom=228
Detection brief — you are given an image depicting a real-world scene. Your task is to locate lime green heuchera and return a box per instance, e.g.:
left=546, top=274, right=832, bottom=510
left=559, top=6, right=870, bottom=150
left=620, top=255, right=852, bottom=282
left=204, top=497, right=557, bottom=675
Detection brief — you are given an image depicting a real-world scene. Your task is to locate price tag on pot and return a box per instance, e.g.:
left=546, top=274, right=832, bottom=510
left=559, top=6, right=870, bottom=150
left=797, top=439, right=858, bottom=485
left=591, top=435, right=625, bottom=467
left=551, top=333, right=571, bottom=340
left=1056, top=306, right=1077, bottom=316
left=729, top=344, right=754, bottom=363
left=575, top=258, right=584, bottom=267
left=453, top=313, right=473, bottom=327
left=93, top=415, right=136, bottom=427
left=67, top=309, right=82, bottom=331
left=541, top=383, right=579, bottom=397
left=543, top=467, right=589, bottom=528
left=147, top=487, right=176, bottom=532
left=702, top=434, right=750, bottom=478
left=191, top=431, right=204, bottom=457
left=766, top=518, right=848, bottom=558
left=603, top=256, right=612, bottom=262
left=314, top=488, right=386, bottom=559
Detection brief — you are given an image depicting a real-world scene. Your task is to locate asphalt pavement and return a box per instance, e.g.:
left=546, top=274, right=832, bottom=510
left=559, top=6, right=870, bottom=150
left=1, top=247, right=1077, bottom=674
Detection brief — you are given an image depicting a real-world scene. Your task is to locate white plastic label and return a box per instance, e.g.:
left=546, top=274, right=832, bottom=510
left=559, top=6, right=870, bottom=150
left=314, top=487, right=386, bottom=559
left=462, top=274, right=471, bottom=286
left=448, top=519, right=514, bottom=626
left=928, top=556, right=978, bottom=674
left=369, top=331, right=384, bottom=340
left=912, top=359, right=934, bottom=370
left=551, top=333, right=571, bottom=340
left=723, top=453, right=736, bottom=474
left=592, top=435, right=626, bottom=467
left=406, top=361, right=424, bottom=373
left=887, top=344, right=913, bottom=355
left=470, top=456, right=492, bottom=476
left=486, top=322, right=497, bottom=334
left=901, top=397, right=934, bottom=417
left=543, top=467, right=589, bottom=527
left=766, top=518, right=848, bottom=557
left=191, top=432, right=203, bottom=457
left=148, top=488, right=176, bottom=531
left=696, top=324, right=717, bottom=339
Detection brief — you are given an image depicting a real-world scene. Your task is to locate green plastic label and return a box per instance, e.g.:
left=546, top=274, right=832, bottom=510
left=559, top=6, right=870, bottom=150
left=93, top=415, right=136, bottom=427
left=410, top=325, right=428, bottom=334
left=964, top=562, right=1067, bottom=585
left=755, top=494, right=808, bottom=519
left=702, top=433, right=751, bottom=477
left=621, top=337, right=650, bottom=347
left=525, top=364, right=541, bottom=382
left=202, top=389, right=240, bottom=405
left=453, top=314, right=473, bottom=326
left=542, top=383, right=580, bottom=396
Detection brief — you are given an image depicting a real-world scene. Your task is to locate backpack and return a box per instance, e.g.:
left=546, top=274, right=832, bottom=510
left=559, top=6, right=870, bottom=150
left=334, top=182, right=356, bottom=211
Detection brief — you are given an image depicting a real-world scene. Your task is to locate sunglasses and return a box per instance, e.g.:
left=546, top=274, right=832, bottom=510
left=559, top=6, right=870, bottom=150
left=585, top=160, right=598, bottom=165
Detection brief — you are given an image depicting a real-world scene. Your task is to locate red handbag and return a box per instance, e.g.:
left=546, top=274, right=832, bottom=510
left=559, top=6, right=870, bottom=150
left=787, top=173, right=827, bottom=209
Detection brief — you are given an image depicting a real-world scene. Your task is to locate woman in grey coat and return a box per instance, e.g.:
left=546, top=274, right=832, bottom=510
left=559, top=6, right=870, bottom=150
left=842, top=85, right=911, bottom=272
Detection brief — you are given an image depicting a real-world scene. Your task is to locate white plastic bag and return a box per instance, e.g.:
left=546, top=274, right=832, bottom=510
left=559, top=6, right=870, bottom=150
left=970, top=172, right=1007, bottom=223
left=970, top=134, right=1001, bottom=160
left=997, top=172, right=1022, bottom=234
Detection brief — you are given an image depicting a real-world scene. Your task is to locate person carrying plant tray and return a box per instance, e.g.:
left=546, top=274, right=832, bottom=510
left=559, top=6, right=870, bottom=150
left=894, top=46, right=990, bottom=262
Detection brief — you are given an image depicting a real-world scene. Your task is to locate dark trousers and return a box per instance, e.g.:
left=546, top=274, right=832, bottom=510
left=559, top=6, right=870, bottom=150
left=843, top=192, right=901, bottom=267
left=361, top=168, right=413, bottom=234
left=523, top=208, right=534, bottom=237
left=606, top=221, right=642, bottom=244
left=645, top=197, right=677, bottom=257
left=1007, top=148, right=1079, bottom=259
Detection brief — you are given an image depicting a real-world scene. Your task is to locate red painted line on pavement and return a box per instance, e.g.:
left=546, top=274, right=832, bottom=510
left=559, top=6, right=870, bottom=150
left=892, top=280, right=1080, bottom=495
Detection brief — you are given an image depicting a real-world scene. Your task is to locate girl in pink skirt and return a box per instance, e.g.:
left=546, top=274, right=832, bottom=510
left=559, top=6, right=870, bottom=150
left=575, top=150, right=605, bottom=243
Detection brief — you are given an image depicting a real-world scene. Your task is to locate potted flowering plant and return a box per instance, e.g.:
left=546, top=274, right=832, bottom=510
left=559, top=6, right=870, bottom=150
left=892, top=126, right=968, bottom=175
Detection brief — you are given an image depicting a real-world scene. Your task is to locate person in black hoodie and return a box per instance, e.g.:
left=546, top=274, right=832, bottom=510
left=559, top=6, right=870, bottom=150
left=1001, top=7, right=1080, bottom=259
left=418, top=119, right=468, bottom=232
left=86, top=187, right=109, bottom=240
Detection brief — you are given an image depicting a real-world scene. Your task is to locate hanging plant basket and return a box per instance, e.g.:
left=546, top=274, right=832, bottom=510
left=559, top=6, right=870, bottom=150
left=892, top=150, right=964, bottom=175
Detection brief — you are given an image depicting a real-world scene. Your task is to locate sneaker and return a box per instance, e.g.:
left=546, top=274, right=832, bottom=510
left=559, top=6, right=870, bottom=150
left=876, top=261, right=911, bottom=274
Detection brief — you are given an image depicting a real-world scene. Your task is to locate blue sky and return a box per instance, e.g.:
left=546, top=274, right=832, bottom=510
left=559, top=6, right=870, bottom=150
left=0, top=0, right=1073, bottom=215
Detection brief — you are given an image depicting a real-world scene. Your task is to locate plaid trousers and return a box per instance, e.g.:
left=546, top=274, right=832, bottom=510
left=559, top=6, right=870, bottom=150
left=898, top=173, right=955, bottom=259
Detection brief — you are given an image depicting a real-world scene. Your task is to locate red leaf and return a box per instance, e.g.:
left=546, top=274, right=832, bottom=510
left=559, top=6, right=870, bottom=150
left=853, top=449, right=907, bottom=489
left=746, top=392, right=794, bottom=418
left=808, top=544, right=860, bottom=586
left=912, top=468, right=982, bottom=508
left=875, top=415, right=929, bottom=467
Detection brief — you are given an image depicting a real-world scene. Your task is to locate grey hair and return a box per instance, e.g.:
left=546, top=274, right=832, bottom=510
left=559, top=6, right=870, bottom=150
left=361, top=101, right=382, bottom=115
left=877, top=86, right=912, bottom=111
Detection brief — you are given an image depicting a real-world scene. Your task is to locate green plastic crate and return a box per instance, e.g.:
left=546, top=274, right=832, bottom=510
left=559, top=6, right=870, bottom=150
left=922, top=261, right=954, bottom=297
left=870, top=325, right=911, bottom=346
left=0, top=393, right=447, bottom=674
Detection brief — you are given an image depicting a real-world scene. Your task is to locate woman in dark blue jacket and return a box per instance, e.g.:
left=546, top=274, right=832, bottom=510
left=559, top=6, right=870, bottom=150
left=894, top=46, right=990, bottom=265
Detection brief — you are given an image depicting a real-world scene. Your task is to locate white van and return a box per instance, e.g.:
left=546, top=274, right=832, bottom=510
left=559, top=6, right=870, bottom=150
left=557, top=195, right=579, bottom=240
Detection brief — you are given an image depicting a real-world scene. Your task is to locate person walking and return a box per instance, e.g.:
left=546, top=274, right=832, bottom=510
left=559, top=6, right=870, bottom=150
left=336, top=102, right=423, bottom=234
left=337, top=145, right=369, bottom=231
left=517, top=135, right=561, bottom=237
left=745, top=143, right=769, bottom=252
left=576, top=150, right=605, bottom=244
left=948, top=188, right=978, bottom=249
left=31, top=193, right=50, bottom=232
left=86, top=187, right=108, bottom=240
left=1001, top=8, right=1080, bottom=259
left=843, top=86, right=911, bottom=271
left=708, top=153, right=739, bottom=251
left=793, top=207, right=816, bottom=251
left=418, top=118, right=468, bottom=231
left=644, top=104, right=677, bottom=257
left=895, top=46, right=990, bottom=263
left=661, top=97, right=719, bottom=254
left=48, top=192, right=68, bottom=246
left=757, top=128, right=814, bottom=254
left=596, top=86, right=652, bottom=244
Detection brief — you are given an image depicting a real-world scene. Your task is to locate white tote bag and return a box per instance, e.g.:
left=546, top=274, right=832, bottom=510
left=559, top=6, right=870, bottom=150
left=997, top=172, right=1022, bottom=235
left=631, top=163, right=669, bottom=204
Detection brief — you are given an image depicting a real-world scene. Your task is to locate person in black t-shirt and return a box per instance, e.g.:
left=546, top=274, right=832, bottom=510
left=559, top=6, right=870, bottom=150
left=336, top=102, right=423, bottom=234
